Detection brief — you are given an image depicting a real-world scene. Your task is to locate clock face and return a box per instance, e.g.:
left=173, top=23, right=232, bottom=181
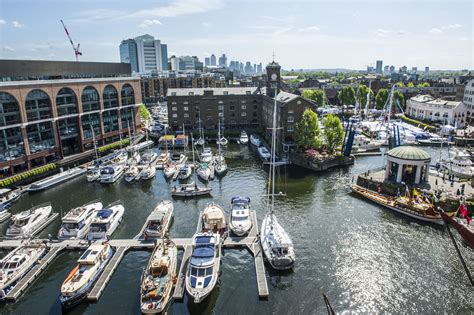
left=271, top=73, right=277, bottom=80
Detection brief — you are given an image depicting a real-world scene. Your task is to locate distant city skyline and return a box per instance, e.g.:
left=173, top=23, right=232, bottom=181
left=0, top=0, right=472, bottom=70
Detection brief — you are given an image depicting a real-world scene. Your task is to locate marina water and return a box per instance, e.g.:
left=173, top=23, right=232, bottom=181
left=0, top=145, right=473, bottom=314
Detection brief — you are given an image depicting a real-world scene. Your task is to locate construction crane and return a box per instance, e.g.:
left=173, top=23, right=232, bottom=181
left=60, top=19, right=82, bottom=61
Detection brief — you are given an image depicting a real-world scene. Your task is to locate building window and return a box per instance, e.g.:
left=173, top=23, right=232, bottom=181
left=246, top=91, right=251, bottom=95
left=218, top=101, right=223, bottom=104
left=288, top=116, right=294, bottom=122
left=172, top=113, right=177, bottom=118
left=184, top=101, right=188, bottom=105
left=253, top=112, right=258, bottom=117
left=230, top=105, right=235, bottom=111
left=81, top=113, right=101, bottom=140
left=218, top=105, right=224, bottom=110
left=172, top=107, right=177, bottom=111
left=0, top=127, right=24, bottom=161
left=102, top=110, right=119, bottom=133
left=56, top=88, right=78, bottom=116
left=26, top=121, right=54, bottom=153
left=253, top=105, right=258, bottom=110
left=241, top=100, right=247, bottom=104
left=223, top=91, right=228, bottom=95
left=241, top=105, right=246, bottom=110
left=297, top=100, right=301, bottom=105
left=172, top=102, right=177, bottom=105
left=103, top=85, right=119, bottom=109
left=25, top=89, right=52, bottom=122
left=81, top=86, right=100, bottom=113
left=219, top=112, right=224, bottom=117
left=121, top=84, right=135, bottom=105
left=184, top=106, right=189, bottom=111
left=184, top=113, right=189, bottom=118
left=287, top=126, right=294, bottom=132
left=171, top=92, right=176, bottom=96
left=241, top=112, right=247, bottom=117
left=189, top=92, right=194, bottom=96
left=288, top=109, right=294, bottom=114
left=0, top=92, right=22, bottom=127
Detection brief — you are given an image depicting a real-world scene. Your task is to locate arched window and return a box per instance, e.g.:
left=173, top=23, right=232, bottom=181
left=26, top=121, right=54, bottom=153
left=0, top=92, right=22, bottom=127
left=121, top=84, right=135, bottom=106
left=103, top=85, right=118, bottom=109
left=81, top=86, right=100, bottom=112
left=102, top=110, right=119, bottom=133
left=25, top=89, right=52, bottom=122
left=56, top=88, right=78, bottom=116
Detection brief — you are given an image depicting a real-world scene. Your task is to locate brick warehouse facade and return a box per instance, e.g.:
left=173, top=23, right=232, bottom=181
left=0, top=77, right=142, bottom=176
left=166, top=62, right=314, bottom=151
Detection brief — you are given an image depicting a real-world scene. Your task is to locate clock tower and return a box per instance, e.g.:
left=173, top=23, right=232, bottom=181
left=266, top=60, right=281, bottom=98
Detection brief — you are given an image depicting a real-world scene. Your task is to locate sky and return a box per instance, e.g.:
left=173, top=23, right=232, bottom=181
left=0, top=0, right=472, bottom=70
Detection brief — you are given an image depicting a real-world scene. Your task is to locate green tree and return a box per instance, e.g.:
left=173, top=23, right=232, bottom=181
left=323, top=114, right=344, bottom=154
left=356, top=84, right=375, bottom=106
left=301, top=90, right=315, bottom=101
left=139, top=104, right=151, bottom=122
left=407, top=82, right=414, bottom=88
left=417, top=82, right=430, bottom=87
left=301, top=89, right=326, bottom=107
left=337, top=86, right=356, bottom=106
left=294, top=108, right=322, bottom=150
left=393, top=91, right=405, bottom=111
left=375, top=88, right=389, bottom=109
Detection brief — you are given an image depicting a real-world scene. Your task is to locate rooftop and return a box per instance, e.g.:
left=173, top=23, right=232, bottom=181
left=387, top=146, right=431, bottom=161
left=0, top=76, right=139, bottom=88
left=166, top=87, right=259, bottom=97
left=409, top=94, right=462, bottom=108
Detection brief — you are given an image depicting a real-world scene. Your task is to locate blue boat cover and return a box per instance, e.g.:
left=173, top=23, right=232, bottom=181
left=97, top=209, right=113, bottom=219
left=0, top=203, right=10, bottom=211
left=203, top=276, right=212, bottom=288
left=195, top=236, right=212, bottom=245
left=190, top=276, right=197, bottom=288
left=192, top=246, right=214, bottom=258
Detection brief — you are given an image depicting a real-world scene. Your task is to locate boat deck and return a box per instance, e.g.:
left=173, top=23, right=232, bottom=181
left=87, top=246, right=128, bottom=301
left=172, top=245, right=192, bottom=301
left=32, top=213, right=59, bottom=237
left=4, top=247, right=61, bottom=302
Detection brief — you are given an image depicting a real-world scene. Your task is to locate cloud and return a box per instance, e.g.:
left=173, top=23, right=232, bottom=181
left=12, top=21, right=24, bottom=28
left=130, top=0, right=223, bottom=18
left=429, top=24, right=462, bottom=34
left=429, top=28, right=443, bottom=34
left=0, top=19, right=6, bottom=25
left=202, top=21, right=213, bottom=28
left=139, top=19, right=162, bottom=28
left=2, top=45, right=14, bottom=52
left=375, top=28, right=407, bottom=37
left=298, top=26, right=320, bottom=33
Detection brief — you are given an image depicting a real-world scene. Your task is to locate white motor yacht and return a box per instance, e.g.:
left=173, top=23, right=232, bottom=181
left=140, top=164, right=157, bottom=180
left=57, top=201, right=103, bottom=240
left=60, top=242, right=113, bottom=309
left=0, top=203, right=12, bottom=223
left=352, top=134, right=383, bottom=152
left=86, top=202, right=125, bottom=240
left=239, top=131, right=249, bottom=144
left=185, top=233, right=221, bottom=303
left=124, top=164, right=140, bottom=182
left=5, top=203, right=54, bottom=239
left=86, top=167, right=101, bottom=182
left=0, top=188, right=21, bottom=205
left=140, top=239, right=177, bottom=313
left=229, top=196, right=252, bottom=236
left=155, top=151, right=170, bottom=169
left=196, top=163, right=212, bottom=182
left=440, top=148, right=473, bottom=179
left=201, top=203, right=227, bottom=236
left=177, top=164, right=192, bottom=181
left=250, top=134, right=261, bottom=146
left=257, top=146, right=271, bottom=161
left=200, top=148, right=213, bottom=163
left=143, top=200, right=174, bottom=240
left=170, top=153, right=187, bottom=164
left=140, top=152, right=158, bottom=166
left=0, top=242, right=47, bottom=298
left=111, top=150, right=128, bottom=165
left=163, top=164, right=178, bottom=180
left=99, top=165, right=125, bottom=184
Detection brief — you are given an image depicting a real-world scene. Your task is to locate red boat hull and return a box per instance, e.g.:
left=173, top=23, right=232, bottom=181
left=440, top=211, right=474, bottom=250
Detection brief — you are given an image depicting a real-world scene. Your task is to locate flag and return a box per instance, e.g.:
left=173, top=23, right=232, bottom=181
left=459, top=204, right=471, bottom=224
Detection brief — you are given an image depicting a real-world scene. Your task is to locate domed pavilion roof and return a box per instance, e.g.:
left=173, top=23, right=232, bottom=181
left=387, top=146, right=431, bottom=161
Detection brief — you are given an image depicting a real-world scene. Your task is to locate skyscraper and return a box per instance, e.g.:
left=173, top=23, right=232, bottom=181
left=383, top=65, right=389, bottom=74
left=425, top=66, right=430, bottom=73
left=160, top=44, right=168, bottom=71
left=210, top=54, right=216, bottom=66
left=257, top=63, right=262, bottom=73
left=119, top=39, right=139, bottom=73
left=119, top=34, right=168, bottom=73
left=376, top=60, right=383, bottom=74
left=218, top=54, right=227, bottom=67
left=205, top=57, right=210, bottom=67
left=389, top=65, right=395, bottom=74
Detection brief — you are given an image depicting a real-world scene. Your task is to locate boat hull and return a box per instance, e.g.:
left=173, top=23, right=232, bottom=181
left=440, top=211, right=474, bottom=250
left=351, top=184, right=445, bottom=225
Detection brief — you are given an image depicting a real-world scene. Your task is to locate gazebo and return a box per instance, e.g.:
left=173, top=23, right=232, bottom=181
left=384, top=146, right=431, bottom=184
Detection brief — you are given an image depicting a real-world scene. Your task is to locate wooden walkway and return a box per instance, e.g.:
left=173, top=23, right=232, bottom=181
left=5, top=247, right=61, bottom=301
left=172, top=245, right=192, bottom=301
left=87, top=246, right=129, bottom=301
left=0, top=208, right=271, bottom=304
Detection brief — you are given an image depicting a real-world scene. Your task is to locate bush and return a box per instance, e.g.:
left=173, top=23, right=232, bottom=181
left=400, top=115, right=437, bottom=131
left=97, top=139, right=130, bottom=154
left=0, top=162, right=58, bottom=187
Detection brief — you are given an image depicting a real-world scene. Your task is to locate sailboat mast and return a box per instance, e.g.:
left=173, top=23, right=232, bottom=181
left=365, top=81, right=372, bottom=117
left=218, top=120, right=221, bottom=155
left=191, top=133, right=197, bottom=182
left=91, top=125, right=99, bottom=162
left=270, top=88, right=278, bottom=215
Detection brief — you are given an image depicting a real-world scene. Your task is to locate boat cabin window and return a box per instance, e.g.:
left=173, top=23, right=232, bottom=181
left=90, top=223, right=108, bottom=232
left=13, top=219, right=29, bottom=226
left=62, top=222, right=81, bottom=230
left=79, top=249, right=91, bottom=260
